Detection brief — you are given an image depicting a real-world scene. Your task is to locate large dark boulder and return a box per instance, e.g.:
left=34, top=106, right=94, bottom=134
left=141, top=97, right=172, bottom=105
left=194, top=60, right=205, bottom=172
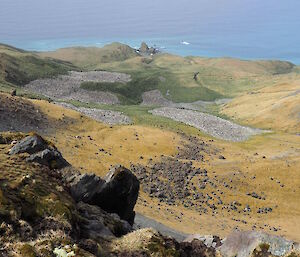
left=77, top=202, right=132, bottom=240
left=89, top=165, right=140, bottom=226
left=63, top=165, right=140, bottom=226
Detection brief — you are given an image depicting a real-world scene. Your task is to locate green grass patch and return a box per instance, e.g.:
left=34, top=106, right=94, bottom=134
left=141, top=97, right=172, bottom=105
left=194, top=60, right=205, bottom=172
left=0, top=80, right=15, bottom=93
left=81, top=72, right=160, bottom=104
left=81, top=68, right=223, bottom=104
left=204, top=103, right=232, bottom=120
left=1, top=53, right=76, bottom=86
left=67, top=100, right=208, bottom=137
left=0, top=79, right=52, bottom=101
left=0, top=44, right=77, bottom=87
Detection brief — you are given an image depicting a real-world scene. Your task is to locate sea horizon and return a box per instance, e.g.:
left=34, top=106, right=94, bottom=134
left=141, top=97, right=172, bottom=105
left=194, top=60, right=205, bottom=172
left=2, top=36, right=300, bottom=65
left=1, top=0, right=300, bottom=64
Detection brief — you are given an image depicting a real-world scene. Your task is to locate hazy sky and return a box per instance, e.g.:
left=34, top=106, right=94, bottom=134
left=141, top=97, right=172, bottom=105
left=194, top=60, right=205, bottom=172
left=1, top=0, right=300, bottom=62
left=1, top=0, right=299, bottom=40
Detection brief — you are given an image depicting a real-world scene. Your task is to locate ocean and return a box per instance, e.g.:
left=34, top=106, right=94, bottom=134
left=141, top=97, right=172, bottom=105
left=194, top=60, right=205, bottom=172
left=1, top=0, right=300, bottom=64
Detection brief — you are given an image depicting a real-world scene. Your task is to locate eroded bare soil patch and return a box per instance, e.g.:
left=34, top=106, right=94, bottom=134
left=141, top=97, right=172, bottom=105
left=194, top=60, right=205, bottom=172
left=0, top=93, right=50, bottom=133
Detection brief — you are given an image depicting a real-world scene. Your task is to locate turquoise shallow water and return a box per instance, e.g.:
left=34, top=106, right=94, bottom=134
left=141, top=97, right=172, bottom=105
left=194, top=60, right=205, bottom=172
left=1, top=0, right=300, bottom=64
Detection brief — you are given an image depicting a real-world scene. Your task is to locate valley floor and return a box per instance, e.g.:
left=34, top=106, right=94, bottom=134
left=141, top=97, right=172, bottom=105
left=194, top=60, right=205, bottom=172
left=1, top=42, right=299, bottom=246
left=29, top=97, right=300, bottom=242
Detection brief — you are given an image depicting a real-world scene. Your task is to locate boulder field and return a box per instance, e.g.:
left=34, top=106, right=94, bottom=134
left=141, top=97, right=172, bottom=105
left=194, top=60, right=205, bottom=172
left=0, top=133, right=299, bottom=257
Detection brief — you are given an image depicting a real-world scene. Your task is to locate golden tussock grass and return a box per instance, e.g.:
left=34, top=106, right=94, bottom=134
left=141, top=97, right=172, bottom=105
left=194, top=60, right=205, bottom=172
left=33, top=99, right=300, bottom=242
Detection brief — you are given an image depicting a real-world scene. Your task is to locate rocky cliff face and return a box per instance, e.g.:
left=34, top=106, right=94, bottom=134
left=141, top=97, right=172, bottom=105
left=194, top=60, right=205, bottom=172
left=138, top=42, right=159, bottom=56
left=0, top=133, right=299, bottom=257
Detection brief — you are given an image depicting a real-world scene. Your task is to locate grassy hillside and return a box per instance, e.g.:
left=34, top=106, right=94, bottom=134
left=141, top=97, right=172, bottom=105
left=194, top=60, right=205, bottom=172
left=28, top=97, right=300, bottom=242
left=1, top=41, right=300, bottom=247
left=0, top=79, right=15, bottom=93
left=3, top=42, right=298, bottom=104
left=0, top=43, right=76, bottom=87
left=39, top=44, right=299, bottom=103
left=80, top=69, right=222, bottom=104
left=99, top=54, right=298, bottom=97
left=222, top=79, right=300, bottom=133
left=39, top=42, right=139, bottom=69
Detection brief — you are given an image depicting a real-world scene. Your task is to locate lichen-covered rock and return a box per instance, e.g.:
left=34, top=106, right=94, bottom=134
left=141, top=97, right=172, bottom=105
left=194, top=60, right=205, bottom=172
left=9, top=134, right=48, bottom=155
left=26, top=148, right=69, bottom=169
left=9, top=134, right=70, bottom=169
left=218, top=230, right=300, bottom=257
left=53, top=244, right=96, bottom=257
left=53, top=247, right=75, bottom=257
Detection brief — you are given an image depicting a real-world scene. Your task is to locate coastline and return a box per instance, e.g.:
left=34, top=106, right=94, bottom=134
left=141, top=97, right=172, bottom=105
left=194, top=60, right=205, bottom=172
left=1, top=37, right=299, bottom=65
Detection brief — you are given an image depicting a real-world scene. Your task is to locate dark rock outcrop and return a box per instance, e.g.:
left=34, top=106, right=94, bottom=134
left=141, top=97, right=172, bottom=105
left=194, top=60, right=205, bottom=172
left=64, top=165, right=140, bottom=226
left=26, top=148, right=69, bottom=169
left=68, top=173, right=105, bottom=203
left=9, top=134, right=70, bottom=169
left=10, top=135, right=139, bottom=225
left=89, top=165, right=140, bottom=226
left=179, top=240, right=217, bottom=257
left=138, top=42, right=159, bottom=55
left=9, top=134, right=48, bottom=155
left=184, top=234, right=222, bottom=248
left=11, top=89, right=16, bottom=96
left=139, top=42, right=149, bottom=53
left=77, top=202, right=132, bottom=240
